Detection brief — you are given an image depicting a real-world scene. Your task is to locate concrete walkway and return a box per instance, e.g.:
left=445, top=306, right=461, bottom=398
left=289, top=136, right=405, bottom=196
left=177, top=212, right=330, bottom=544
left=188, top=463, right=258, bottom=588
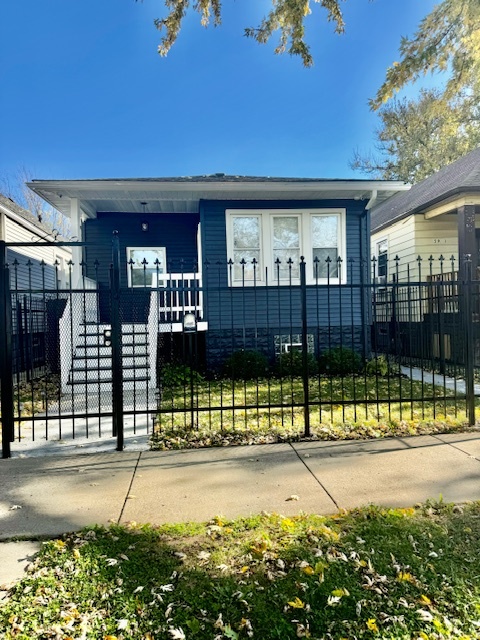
left=1, top=431, right=480, bottom=593
left=400, top=366, right=480, bottom=395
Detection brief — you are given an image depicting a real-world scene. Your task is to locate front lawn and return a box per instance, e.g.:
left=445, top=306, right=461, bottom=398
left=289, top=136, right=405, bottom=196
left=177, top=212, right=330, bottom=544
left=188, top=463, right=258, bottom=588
left=152, top=375, right=474, bottom=450
left=2, top=502, right=480, bottom=639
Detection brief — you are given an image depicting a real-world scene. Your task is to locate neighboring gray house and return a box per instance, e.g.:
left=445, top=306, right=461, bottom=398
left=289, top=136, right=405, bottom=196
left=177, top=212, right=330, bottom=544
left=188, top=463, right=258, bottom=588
left=0, top=193, right=71, bottom=374
left=0, top=193, right=71, bottom=288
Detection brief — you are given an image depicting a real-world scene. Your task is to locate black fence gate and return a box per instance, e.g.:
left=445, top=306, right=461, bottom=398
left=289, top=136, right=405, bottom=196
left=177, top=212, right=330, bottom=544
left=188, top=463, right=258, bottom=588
left=0, top=235, right=161, bottom=457
left=1, top=237, right=479, bottom=458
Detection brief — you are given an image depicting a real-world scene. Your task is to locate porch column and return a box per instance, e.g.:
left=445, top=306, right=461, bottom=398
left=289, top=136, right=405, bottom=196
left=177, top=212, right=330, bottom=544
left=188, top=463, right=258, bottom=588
left=70, top=198, right=83, bottom=285
left=458, top=204, right=477, bottom=278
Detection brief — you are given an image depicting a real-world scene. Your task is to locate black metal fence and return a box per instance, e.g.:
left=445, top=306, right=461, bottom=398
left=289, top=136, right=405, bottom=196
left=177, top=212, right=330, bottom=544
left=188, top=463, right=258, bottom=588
left=1, top=238, right=479, bottom=458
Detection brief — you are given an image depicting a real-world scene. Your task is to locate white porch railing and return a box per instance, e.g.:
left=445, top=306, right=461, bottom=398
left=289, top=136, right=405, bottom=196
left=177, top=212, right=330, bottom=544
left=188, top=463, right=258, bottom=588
left=152, top=272, right=203, bottom=322
left=147, top=291, right=159, bottom=390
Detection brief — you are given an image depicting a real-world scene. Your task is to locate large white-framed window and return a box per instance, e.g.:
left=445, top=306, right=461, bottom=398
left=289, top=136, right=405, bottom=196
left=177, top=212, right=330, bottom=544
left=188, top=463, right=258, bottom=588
left=226, top=209, right=346, bottom=285
left=126, top=247, right=166, bottom=287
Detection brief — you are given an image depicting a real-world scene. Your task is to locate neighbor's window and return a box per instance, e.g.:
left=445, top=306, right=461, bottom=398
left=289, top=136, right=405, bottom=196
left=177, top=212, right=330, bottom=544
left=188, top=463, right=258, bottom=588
left=376, top=239, right=388, bottom=284
left=126, top=247, right=166, bottom=287
left=227, top=209, right=345, bottom=285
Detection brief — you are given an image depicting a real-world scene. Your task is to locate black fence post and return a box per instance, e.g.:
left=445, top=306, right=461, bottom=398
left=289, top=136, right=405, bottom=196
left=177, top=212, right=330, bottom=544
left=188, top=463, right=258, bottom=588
left=463, top=255, right=475, bottom=425
left=111, top=232, right=124, bottom=450
left=300, top=258, right=311, bottom=437
left=0, top=241, right=14, bottom=458
left=437, top=282, right=446, bottom=375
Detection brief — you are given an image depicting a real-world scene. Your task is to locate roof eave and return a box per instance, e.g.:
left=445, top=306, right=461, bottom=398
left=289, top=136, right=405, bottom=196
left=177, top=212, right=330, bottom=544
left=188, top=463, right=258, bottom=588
left=27, top=178, right=410, bottom=218
left=371, top=186, right=480, bottom=234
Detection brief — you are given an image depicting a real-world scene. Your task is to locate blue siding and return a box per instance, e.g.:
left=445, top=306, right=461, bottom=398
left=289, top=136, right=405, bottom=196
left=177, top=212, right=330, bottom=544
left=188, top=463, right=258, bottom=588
left=84, top=212, right=199, bottom=288
left=200, top=198, right=368, bottom=270
left=199, top=199, right=369, bottom=332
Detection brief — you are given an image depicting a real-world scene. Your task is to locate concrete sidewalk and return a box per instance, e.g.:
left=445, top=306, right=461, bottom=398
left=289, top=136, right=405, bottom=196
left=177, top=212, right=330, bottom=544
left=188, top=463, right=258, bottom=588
left=1, top=431, right=480, bottom=592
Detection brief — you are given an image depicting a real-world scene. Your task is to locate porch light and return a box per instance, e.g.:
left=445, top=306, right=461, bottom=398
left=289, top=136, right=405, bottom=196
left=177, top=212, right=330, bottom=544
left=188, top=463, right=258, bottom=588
left=141, top=202, right=148, bottom=231
left=183, top=312, right=197, bottom=332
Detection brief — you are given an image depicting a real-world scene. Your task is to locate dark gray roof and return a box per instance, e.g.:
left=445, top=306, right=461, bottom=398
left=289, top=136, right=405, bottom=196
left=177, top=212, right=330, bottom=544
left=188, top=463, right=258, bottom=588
left=31, top=174, right=400, bottom=184
left=0, top=192, right=55, bottom=236
left=370, top=147, right=480, bottom=233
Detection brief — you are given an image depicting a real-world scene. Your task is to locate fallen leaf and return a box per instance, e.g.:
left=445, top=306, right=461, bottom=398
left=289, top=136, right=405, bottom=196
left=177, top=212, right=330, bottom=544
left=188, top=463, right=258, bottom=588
left=286, top=495, right=300, bottom=501
left=288, top=597, right=305, bottom=608
left=301, top=565, right=315, bottom=575
left=416, top=609, right=434, bottom=622
left=366, top=618, right=378, bottom=632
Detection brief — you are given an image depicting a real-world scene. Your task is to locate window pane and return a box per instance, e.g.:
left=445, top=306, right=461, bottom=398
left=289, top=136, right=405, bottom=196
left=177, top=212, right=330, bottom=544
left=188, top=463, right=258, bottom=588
left=233, top=250, right=260, bottom=281
left=312, top=216, right=339, bottom=278
left=312, top=215, right=338, bottom=248
left=273, top=217, right=299, bottom=249
left=128, top=248, right=165, bottom=287
left=313, top=248, right=338, bottom=278
left=377, top=241, right=388, bottom=278
left=233, top=217, right=260, bottom=249
left=131, top=268, right=157, bottom=287
left=273, top=249, right=300, bottom=279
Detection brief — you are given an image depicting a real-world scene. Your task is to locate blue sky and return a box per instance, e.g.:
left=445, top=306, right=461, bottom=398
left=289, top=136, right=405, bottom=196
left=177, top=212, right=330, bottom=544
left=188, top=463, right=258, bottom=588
left=0, top=0, right=438, bottom=182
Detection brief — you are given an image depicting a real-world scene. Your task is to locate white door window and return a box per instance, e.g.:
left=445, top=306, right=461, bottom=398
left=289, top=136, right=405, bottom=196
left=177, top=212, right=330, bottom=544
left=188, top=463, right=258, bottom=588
left=126, top=247, right=166, bottom=287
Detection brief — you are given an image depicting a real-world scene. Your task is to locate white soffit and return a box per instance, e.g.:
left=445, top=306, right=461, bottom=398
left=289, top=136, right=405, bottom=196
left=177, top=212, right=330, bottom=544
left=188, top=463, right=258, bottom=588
left=27, top=179, right=410, bottom=218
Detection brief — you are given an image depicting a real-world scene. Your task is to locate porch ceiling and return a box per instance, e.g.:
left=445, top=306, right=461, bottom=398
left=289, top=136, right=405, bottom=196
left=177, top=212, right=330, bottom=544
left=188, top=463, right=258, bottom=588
left=27, top=177, right=409, bottom=218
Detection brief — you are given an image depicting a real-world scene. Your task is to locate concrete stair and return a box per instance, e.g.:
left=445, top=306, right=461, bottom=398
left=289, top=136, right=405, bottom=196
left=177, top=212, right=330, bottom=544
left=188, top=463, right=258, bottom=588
left=67, top=324, right=153, bottom=394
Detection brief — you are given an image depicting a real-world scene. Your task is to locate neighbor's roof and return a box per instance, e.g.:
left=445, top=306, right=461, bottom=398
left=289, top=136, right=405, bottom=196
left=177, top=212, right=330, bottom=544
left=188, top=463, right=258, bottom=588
left=370, top=147, right=480, bottom=234
left=27, top=174, right=409, bottom=218
left=0, top=192, right=55, bottom=237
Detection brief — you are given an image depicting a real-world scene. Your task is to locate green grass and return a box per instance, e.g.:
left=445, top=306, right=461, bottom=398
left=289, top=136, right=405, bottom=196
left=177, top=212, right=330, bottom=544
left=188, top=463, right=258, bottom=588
left=152, top=375, right=475, bottom=450
left=2, top=502, right=480, bottom=639
left=0, top=375, right=61, bottom=419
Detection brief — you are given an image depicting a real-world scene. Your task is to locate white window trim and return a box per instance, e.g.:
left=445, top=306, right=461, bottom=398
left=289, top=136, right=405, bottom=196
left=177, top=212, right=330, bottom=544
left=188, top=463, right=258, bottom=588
left=375, top=237, right=388, bottom=285
left=226, top=208, right=346, bottom=285
left=126, top=246, right=167, bottom=288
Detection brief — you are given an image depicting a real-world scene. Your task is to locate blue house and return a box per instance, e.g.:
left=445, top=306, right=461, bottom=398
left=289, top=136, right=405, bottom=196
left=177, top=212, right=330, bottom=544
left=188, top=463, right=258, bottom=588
left=26, top=176, right=407, bottom=391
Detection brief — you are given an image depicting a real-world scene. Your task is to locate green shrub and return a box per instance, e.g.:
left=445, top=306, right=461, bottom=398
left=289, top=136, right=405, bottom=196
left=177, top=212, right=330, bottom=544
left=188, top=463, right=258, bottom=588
left=274, top=350, right=318, bottom=377
left=365, top=354, right=389, bottom=376
left=223, top=350, right=269, bottom=380
left=318, top=346, right=362, bottom=376
left=160, top=363, right=204, bottom=388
